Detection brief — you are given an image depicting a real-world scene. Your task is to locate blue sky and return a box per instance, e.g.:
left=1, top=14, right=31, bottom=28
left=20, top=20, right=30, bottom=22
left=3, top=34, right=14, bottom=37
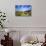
left=15, top=5, right=32, bottom=11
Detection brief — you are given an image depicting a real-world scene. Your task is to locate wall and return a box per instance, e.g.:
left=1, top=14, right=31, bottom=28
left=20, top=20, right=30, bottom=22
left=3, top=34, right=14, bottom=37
left=0, top=0, right=32, bottom=27
left=32, top=0, right=46, bottom=27
left=0, top=0, right=46, bottom=27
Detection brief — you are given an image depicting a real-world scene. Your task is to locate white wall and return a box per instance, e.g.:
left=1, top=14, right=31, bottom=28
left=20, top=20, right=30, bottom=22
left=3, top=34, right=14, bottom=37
left=0, top=0, right=46, bottom=27
left=32, top=0, right=46, bottom=27
left=7, top=0, right=46, bottom=27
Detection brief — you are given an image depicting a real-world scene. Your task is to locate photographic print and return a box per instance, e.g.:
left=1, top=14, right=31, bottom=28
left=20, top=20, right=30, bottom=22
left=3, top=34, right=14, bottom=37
left=15, top=5, right=32, bottom=16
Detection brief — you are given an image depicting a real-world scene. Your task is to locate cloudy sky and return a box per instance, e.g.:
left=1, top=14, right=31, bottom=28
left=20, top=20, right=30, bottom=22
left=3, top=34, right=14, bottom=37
left=15, top=5, right=32, bottom=11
